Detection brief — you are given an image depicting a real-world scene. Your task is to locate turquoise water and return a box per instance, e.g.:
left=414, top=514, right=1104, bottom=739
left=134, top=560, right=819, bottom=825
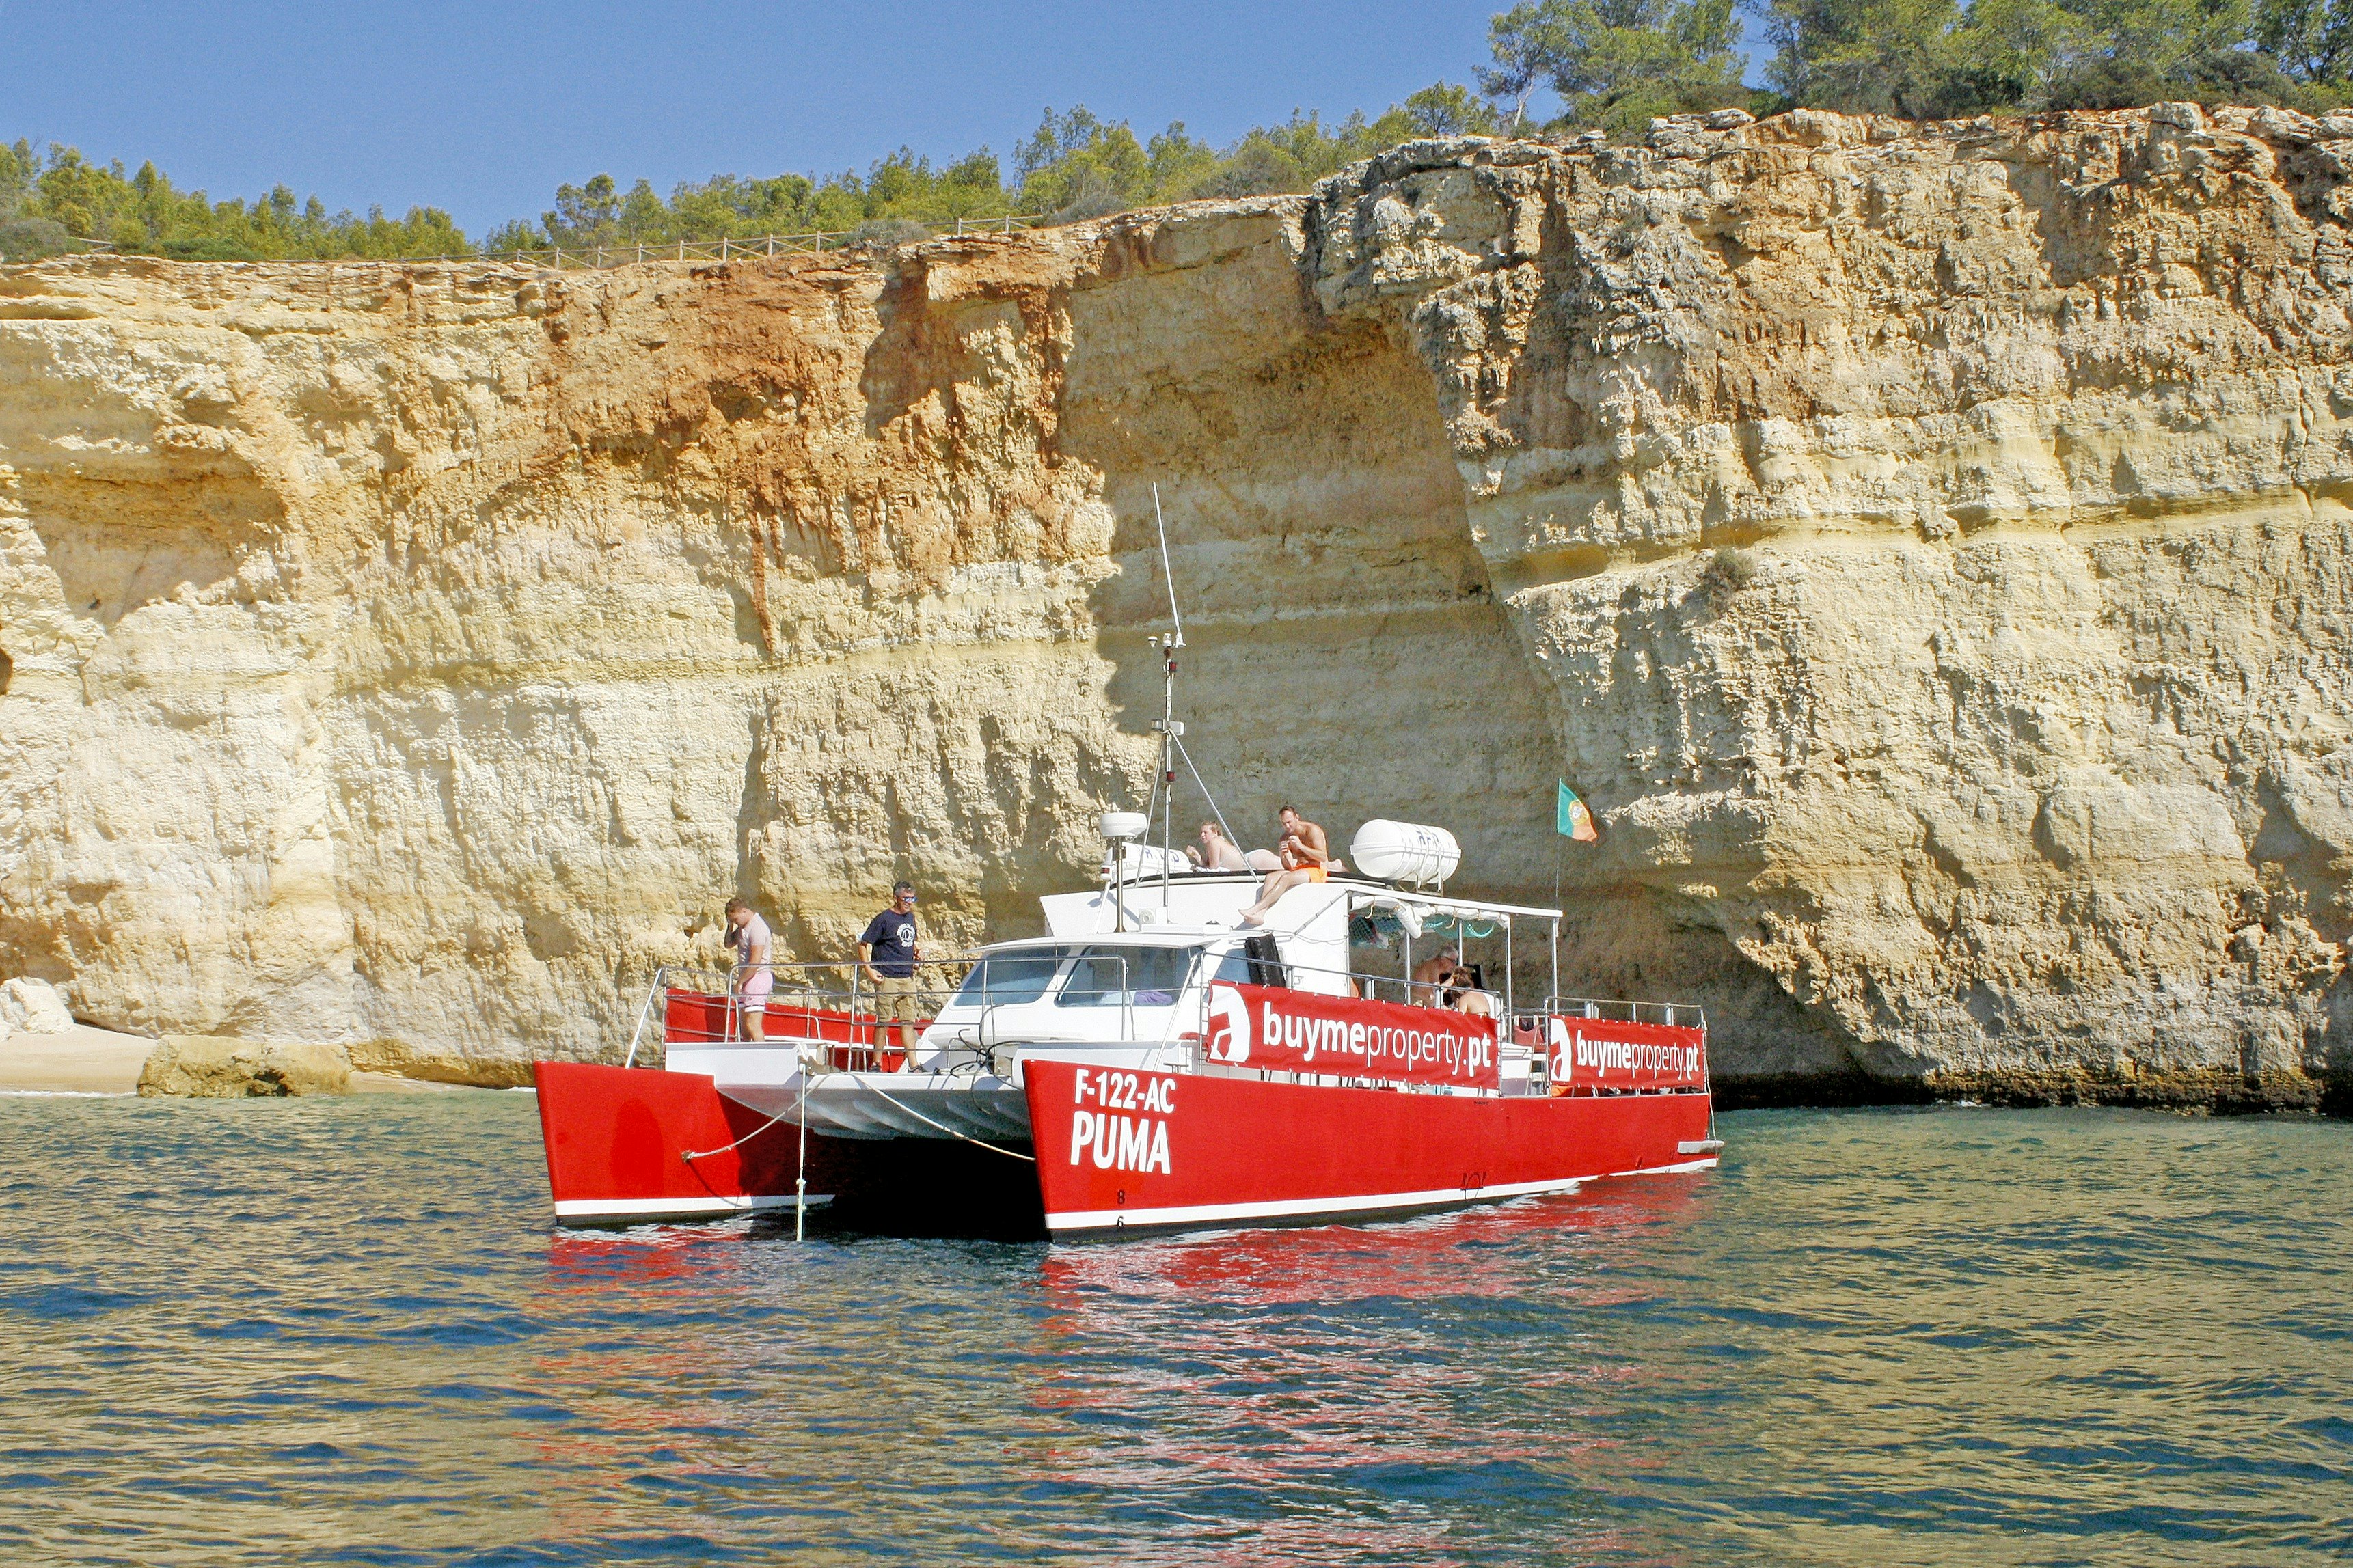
left=0, top=1095, right=2345, bottom=1566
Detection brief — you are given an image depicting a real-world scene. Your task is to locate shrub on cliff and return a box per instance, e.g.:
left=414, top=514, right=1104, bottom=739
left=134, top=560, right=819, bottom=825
left=847, top=217, right=932, bottom=250
left=0, top=137, right=471, bottom=260
left=1006, top=89, right=1504, bottom=214
left=1701, top=547, right=1760, bottom=598
left=0, top=216, right=71, bottom=262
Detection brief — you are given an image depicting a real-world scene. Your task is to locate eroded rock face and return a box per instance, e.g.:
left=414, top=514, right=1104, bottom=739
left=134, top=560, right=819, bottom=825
left=3, top=107, right=2349, bottom=1103
left=137, top=1037, right=351, bottom=1097
left=1311, top=105, right=2353, bottom=1103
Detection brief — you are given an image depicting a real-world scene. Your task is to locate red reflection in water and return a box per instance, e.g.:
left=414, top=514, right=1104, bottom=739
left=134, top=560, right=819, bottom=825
left=1042, top=1177, right=1711, bottom=1306
left=530, top=1222, right=775, bottom=1544
left=543, top=1219, right=754, bottom=1289
left=517, top=1179, right=1719, bottom=1561
left=1026, top=1179, right=1717, bottom=1564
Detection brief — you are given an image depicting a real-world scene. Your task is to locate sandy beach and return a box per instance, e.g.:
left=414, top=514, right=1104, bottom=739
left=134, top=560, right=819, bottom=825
left=0, top=1027, right=473, bottom=1095
left=0, top=1025, right=157, bottom=1095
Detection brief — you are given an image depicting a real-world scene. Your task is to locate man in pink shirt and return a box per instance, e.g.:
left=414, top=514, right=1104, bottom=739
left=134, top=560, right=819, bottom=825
left=724, top=897, right=774, bottom=1041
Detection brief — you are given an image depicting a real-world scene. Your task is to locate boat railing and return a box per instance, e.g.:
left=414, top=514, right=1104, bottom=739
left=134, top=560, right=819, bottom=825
left=621, top=956, right=1711, bottom=1094
left=1536, top=995, right=1712, bottom=1096
left=626, top=959, right=966, bottom=1070
left=1250, top=956, right=1506, bottom=1014
left=625, top=952, right=1144, bottom=1070
left=1542, top=995, right=1709, bottom=1030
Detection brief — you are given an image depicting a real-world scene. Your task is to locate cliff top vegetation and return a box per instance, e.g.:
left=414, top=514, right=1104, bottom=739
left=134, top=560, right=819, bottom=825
left=7, top=0, right=2353, bottom=263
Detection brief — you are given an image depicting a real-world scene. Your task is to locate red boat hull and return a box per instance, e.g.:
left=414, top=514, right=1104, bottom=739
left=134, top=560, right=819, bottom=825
left=534, top=1061, right=847, bottom=1224
left=533, top=1060, right=1718, bottom=1237
left=533, top=1062, right=1044, bottom=1235
left=1024, top=1060, right=1717, bottom=1237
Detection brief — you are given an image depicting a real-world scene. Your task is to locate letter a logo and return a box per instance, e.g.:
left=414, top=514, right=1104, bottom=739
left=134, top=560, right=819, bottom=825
left=1206, top=983, right=1253, bottom=1064
left=1547, top=1016, right=1576, bottom=1082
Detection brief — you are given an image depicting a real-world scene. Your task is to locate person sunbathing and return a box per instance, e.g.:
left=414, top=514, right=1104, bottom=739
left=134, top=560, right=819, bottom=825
left=1184, top=821, right=1251, bottom=872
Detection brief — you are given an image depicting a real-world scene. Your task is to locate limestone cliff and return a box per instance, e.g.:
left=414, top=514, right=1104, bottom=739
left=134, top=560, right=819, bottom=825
left=3, top=103, right=2348, bottom=1105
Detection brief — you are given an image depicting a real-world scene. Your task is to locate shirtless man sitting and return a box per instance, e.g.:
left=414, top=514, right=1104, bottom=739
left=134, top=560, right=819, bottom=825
left=1411, top=945, right=1462, bottom=1006
left=1237, top=805, right=1337, bottom=927
left=1184, top=821, right=1251, bottom=872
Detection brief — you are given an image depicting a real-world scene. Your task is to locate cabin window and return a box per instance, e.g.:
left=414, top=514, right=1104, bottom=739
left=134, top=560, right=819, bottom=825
left=950, top=947, right=1073, bottom=1008
left=1055, top=944, right=1199, bottom=1007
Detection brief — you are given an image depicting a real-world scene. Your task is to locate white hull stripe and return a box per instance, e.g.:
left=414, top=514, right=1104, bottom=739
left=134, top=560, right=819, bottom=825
left=1043, top=1157, right=1719, bottom=1233
left=1046, top=1174, right=1583, bottom=1233
left=552, top=1193, right=832, bottom=1220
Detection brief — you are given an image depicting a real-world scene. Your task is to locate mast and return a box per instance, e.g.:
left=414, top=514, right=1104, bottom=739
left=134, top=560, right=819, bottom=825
left=1151, top=484, right=1184, bottom=913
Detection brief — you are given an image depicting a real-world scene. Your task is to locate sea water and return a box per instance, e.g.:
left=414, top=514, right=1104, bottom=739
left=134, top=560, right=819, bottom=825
left=0, top=1095, right=2345, bottom=1566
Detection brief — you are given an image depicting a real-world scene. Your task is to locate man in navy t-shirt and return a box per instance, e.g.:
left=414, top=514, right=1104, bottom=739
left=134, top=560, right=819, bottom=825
left=858, top=881, right=923, bottom=1062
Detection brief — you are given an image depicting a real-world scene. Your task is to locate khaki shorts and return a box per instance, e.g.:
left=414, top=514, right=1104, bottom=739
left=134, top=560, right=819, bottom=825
left=873, top=975, right=924, bottom=1022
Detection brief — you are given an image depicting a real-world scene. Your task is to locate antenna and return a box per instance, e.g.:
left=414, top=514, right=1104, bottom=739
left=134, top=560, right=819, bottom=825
left=1141, top=484, right=1240, bottom=885
left=1152, top=483, right=1185, bottom=649
left=1148, top=482, right=1187, bottom=910
left=1126, top=484, right=1240, bottom=924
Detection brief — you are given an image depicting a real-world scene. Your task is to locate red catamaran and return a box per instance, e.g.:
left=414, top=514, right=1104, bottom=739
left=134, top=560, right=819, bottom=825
left=533, top=828, right=1720, bottom=1237
left=534, top=559, right=1721, bottom=1238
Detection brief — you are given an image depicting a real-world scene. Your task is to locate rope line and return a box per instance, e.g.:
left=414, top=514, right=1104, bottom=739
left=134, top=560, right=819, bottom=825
left=681, top=1071, right=1037, bottom=1164
left=681, top=1075, right=812, bottom=1163
left=1169, top=731, right=1239, bottom=859
left=851, top=1078, right=1037, bottom=1163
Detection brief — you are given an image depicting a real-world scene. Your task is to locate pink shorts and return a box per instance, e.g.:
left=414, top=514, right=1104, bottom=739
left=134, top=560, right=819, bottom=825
left=738, top=968, right=774, bottom=1010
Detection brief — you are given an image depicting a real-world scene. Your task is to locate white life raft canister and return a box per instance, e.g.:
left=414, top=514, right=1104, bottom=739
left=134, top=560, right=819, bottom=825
left=1349, top=820, right=1462, bottom=886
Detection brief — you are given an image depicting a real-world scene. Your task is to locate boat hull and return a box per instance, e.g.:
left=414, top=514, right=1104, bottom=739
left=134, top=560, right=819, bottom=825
left=534, top=1060, right=1718, bottom=1239
left=534, top=1062, right=1046, bottom=1235
left=534, top=1061, right=847, bottom=1225
left=1023, top=1060, right=1717, bottom=1237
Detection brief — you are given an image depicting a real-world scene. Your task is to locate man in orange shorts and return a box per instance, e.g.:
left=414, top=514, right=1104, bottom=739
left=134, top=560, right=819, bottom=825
left=1237, top=805, right=1336, bottom=927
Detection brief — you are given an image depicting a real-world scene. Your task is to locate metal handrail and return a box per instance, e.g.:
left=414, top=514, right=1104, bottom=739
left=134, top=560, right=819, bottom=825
left=1543, top=995, right=1710, bottom=1030
left=652, top=951, right=1147, bottom=1068
left=629, top=950, right=1708, bottom=1090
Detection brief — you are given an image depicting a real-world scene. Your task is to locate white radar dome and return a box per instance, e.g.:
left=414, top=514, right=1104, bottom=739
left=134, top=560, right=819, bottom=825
left=1100, top=811, right=1150, bottom=842
left=1350, top=820, right=1462, bottom=887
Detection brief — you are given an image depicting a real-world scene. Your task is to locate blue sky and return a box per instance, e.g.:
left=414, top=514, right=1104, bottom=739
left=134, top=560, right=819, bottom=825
left=0, top=0, right=1591, bottom=238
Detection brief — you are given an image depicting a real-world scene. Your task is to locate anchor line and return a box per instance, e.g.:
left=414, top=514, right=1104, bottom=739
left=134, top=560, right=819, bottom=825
left=681, top=1075, right=813, bottom=1162
left=683, top=1071, right=1037, bottom=1164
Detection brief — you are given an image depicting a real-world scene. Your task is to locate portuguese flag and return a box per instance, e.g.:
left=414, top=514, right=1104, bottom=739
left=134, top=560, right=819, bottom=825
left=1557, top=780, right=1599, bottom=843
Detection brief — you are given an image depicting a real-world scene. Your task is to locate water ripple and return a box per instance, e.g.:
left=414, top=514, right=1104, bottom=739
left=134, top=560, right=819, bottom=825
left=1, top=1099, right=2347, bottom=1564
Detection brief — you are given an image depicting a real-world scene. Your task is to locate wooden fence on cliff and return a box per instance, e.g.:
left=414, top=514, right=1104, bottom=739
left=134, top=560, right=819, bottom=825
left=51, top=214, right=1051, bottom=269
